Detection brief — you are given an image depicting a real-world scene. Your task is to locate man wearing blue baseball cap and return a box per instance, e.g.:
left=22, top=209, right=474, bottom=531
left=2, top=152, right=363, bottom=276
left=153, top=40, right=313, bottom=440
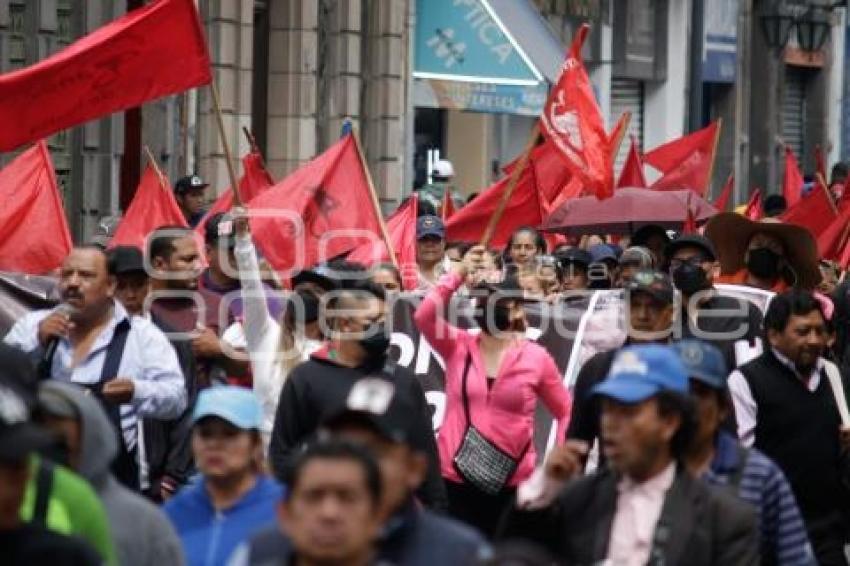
left=416, top=215, right=447, bottom=291
left=506, top=344, right=758, bottom=565
left=673, top=340, right=815, bottom=566
left=164, top=386, right=283, bottom=566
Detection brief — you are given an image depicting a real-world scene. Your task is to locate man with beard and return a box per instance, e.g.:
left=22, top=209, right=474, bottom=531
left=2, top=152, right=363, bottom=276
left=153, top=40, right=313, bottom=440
left=730, top=290, right=850, bottom=565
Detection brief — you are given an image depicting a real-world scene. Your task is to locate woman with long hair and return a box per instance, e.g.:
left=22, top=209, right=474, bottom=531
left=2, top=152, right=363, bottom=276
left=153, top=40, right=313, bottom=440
left=414, top=246, right=571, bottom=537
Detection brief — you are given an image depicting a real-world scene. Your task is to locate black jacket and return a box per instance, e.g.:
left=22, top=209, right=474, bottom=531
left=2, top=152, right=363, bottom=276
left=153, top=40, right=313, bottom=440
left=502, top=466, right=759, bottom=566
left=268, top=353, right=448, bottom=511
left=142, top=314, right=198, bottom=499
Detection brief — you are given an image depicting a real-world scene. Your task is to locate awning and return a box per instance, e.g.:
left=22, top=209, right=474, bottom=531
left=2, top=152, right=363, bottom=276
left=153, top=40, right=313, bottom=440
left=413, top=0, right=565, bottom=116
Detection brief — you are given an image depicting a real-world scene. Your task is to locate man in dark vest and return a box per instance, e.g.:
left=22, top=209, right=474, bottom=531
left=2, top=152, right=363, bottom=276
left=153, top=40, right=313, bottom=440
left=730, top=289, right=850, bottom=565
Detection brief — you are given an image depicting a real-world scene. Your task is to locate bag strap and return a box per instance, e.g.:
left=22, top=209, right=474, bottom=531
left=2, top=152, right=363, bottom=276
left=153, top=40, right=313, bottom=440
left=460, top=352, right=473, bottom=426
left=95, top=318, right=131, bottom=393
left=824, top=360, right=850, bottom=426
left=32, top=458, right=54, bottom=527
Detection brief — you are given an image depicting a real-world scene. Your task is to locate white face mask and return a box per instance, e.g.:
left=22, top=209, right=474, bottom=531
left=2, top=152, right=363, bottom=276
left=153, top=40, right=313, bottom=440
left=301, top=337, right=323, bottom=354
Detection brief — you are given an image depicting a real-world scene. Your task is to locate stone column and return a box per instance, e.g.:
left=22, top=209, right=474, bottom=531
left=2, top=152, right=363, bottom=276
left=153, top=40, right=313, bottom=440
left=265, top=0, right=318, bottom=178
left=196, top=0, right=254, bottom=196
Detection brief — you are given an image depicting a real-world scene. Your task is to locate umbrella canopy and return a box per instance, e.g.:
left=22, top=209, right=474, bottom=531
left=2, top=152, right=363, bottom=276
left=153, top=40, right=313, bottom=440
left=541, top=187, right=717, bottom=236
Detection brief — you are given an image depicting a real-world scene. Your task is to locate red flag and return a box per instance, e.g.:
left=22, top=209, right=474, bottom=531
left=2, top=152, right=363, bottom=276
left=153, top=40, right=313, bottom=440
left=644, top=122, right=720, bottom=196
left=0, top=0, right=211, bottom=152
left=0, top=141, right=72, bottom=274
left=713, top=174, right=734, bottom=212
left=744, top=188, right=763, bottom=220
left=442, top=189, right=456, bottom=222
left=781, top=181, right=837, bottom=239
left=616, top=136, right=647, bottom=189
left=814, top=205, right=850, bottom=260
left=348, top=195, right=419, bottom=290
left=782, top=146, right=804, bottom=208
left=196, top=151, right=275, bottom=234
left=110, top=164, right=186, bottom=249
left=247, top=134, right=383, bottom=273
left=815, top=144, right=827, bottom=184
left=540, top=24, right=613, bottom=200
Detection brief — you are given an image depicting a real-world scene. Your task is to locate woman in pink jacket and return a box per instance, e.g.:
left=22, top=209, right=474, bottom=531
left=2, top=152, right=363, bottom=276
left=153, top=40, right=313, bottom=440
left=414, top=246, right=571, bottom=537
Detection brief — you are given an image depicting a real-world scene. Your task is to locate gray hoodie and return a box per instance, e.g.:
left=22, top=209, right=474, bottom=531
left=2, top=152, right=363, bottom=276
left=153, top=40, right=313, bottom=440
left=42, top=381, right=185, bottom=566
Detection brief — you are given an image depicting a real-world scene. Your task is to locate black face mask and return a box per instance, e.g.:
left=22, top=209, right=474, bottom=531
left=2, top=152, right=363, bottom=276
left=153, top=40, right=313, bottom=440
left=672, top=263, right=709, bottom=296
left=358, top=322, right=391, bottom=358
left=295, top=290, right=320, bottom=323
left=746, top=247, right=781, bottom=279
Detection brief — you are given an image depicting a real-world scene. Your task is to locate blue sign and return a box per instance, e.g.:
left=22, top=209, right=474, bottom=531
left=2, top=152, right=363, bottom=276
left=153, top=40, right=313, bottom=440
left=702, top=0, right=738, bottom=83
left=414, top=0, right=544, bottom=85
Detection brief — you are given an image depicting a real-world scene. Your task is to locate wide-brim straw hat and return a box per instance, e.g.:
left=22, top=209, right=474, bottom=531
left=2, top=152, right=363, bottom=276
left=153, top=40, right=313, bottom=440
left=704, top=212, right=821, bottom=289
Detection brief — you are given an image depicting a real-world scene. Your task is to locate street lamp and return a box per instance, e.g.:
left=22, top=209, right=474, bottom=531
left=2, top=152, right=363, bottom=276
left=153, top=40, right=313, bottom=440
left=796, top=7, right=832, bottom=52
left=760, top=1, right=795, bottom=49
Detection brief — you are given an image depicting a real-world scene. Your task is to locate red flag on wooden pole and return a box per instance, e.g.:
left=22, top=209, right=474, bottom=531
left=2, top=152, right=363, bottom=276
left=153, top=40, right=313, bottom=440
left=0, top=0, right=211, bottom=152
left=782, top=146, right=804, bottom=208
left=644, top=121, right=721, bottom=196
left=744, top=188, right=763, bottom=220
left=616, top=135, right=648, bottom=189
left=713, top=173, right=734, bottom=212
left=110, top=163, right=187, bottom=250
left=0, top=141, right=72, bottom=274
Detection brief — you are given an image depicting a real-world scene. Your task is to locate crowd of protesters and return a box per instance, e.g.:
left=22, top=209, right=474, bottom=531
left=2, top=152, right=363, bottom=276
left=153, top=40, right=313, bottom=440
left=3, top=174, right=850, bottom=566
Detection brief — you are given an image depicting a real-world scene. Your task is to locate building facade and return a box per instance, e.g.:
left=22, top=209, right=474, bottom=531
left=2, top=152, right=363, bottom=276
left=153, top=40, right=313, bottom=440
left=0, top=0, right=846, bottom=242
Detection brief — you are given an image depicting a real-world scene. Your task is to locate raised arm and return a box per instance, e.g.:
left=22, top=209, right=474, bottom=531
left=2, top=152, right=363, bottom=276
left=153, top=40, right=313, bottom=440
left=232, top=209, right=275, bottom=354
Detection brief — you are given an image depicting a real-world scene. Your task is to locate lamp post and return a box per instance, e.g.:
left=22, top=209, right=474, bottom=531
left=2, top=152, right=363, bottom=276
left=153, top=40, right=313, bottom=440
left=760, top=0, right=796, bottom=49
left=796, top=6, right=832, bottom=52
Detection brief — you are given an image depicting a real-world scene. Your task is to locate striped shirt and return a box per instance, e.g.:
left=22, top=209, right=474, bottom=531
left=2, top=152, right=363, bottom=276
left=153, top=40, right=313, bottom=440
left=703, top=432, right=816, bottom=566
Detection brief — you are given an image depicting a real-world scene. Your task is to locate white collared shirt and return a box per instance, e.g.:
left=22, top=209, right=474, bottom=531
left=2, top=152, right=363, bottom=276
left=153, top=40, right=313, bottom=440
left=607, top=463, right=677, bottom=566
left=728, top=348, right=825, bottom=447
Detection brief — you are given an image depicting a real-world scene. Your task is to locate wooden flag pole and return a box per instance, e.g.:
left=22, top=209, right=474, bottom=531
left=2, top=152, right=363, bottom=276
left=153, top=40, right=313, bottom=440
left=609, top=111, right=631, bottom=159
left=143, top=146, right=168, bottom=191
left=481, top=123, right=541, bottom=248
left=817, top=172, right=839, bottom=215
left=210, top=81, right=243, bottom=207
left=242, top=126, right=260, bottom=155
left=704, top=118, right=723, bottom=197
left=351, top=130, right=400, bottom=270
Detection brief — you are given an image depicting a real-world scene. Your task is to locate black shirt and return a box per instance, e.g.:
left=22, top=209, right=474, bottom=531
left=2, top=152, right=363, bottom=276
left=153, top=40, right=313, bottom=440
left=0, top=524, right=101, bottom=566
left=268, top=353, right=448, bottom=511
left=679, top=293, right=763, bottom=370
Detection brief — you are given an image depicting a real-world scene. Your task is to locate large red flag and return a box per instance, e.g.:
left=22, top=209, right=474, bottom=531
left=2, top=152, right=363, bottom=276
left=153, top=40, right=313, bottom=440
left=247, top=134, right=383, bottom=273
left=0, top=141, right=72, bottom=274
left=539, top=24, right=613, bottom=200
left=815, top=206, right=850, bottom=260
left=348, top=195, right=419, bottom=290
left=781, top=181, right=837, bottom=239
left=713, top=174, right=734, bottom=212
left=196, top=151, right=275, bottom=234
left=644, top=122, right=720, bottom=196
left=616, top=135, right=647, bottom=189
left=110, top=164, right=187, bottom=250
left=782, top=146, right=804, bottom=208
left=744, top=188, right=763, bottom=220
left=0, top=0, right=211, bottom=152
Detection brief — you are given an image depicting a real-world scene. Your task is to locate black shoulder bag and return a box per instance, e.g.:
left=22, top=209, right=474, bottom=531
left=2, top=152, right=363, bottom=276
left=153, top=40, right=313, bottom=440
left=453, top=352, right=530, bottom=495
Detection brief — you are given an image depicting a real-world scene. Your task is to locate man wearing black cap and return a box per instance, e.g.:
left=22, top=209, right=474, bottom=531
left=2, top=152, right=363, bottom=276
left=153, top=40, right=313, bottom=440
left=236, top=379, right=488, bottom=565
left=416, top=215, right=447, bottom=291
left=567, top=270, right=676, bottom=469
left=666, top=234, right=763, bottom=369
left=0, top=345, right=102, bottom=565
left=173, top=174, right=209, bottom=228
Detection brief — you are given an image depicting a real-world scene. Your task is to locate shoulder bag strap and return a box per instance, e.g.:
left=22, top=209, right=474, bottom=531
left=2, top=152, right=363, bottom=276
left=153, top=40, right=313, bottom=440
left=824, top=360, right=850, bottom=426
left=460, top=352, right=473, bottom=427
left=32, top=458, right=54, bottom=527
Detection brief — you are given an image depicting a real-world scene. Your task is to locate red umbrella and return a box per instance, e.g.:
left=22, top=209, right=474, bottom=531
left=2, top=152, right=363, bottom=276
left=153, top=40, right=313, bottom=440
left=541, top=187, right=717, bottom=236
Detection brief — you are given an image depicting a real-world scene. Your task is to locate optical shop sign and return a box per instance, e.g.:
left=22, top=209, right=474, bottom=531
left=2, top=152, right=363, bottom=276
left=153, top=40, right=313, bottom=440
left=414, top=0, right=542, bottom=85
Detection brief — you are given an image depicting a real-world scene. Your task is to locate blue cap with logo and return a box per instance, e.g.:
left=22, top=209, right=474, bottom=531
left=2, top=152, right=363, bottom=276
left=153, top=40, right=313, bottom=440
left=193, top=385, right=262, bottom=430
left=416, top=215, right=445, bottom=240
left=671, top=340, right=729, bottom=390
left=591, top=344, right=688, bottom=403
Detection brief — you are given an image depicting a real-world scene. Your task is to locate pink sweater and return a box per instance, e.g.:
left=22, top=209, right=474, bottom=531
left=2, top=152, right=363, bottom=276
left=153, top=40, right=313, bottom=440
left=414, top=272, right=572, bottom=486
